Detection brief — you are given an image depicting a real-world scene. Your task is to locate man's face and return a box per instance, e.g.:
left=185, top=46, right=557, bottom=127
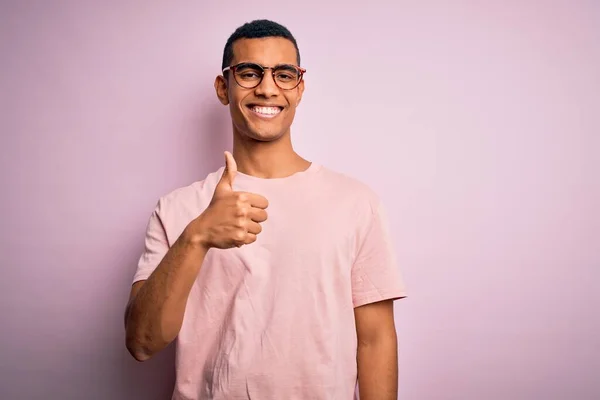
left=215, top=37, right=304, bottom=142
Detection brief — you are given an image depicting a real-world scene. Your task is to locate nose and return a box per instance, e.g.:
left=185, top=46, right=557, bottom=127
left=254, top=69, right=280, bottom=98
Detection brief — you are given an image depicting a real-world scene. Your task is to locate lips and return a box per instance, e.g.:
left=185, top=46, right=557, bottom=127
left=247, top=104, right=283, bottom=118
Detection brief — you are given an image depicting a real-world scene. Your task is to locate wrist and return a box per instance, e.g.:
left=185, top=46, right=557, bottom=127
left=181, top=220, right=210, bottom=251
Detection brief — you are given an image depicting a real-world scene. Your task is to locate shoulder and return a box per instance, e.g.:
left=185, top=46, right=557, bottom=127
left=314, top=165, right=381, bottom=215
left=153, top=168, right=224, bottom=217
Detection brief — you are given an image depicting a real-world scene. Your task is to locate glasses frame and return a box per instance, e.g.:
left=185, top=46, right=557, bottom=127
left=222, top=62, right=307, bottom=90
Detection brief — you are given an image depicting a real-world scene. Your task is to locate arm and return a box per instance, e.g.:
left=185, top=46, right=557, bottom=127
left=125, top=230, right=208, bottom=362
left=355, top=299, right=398, bottom=400
left=125, top=151, right=268, bottom=362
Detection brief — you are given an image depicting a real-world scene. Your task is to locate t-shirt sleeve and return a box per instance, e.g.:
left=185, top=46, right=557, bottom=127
left=351, top=199, right=407, bottom=308
left=132, top=201, right=170, bottom=284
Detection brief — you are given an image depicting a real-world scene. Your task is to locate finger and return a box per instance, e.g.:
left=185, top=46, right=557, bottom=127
left=245, top=193, right=269, bottom=209
left=248, top=208, right=268, bottom=223
left=235, top=192, right=268, bottom=209
left=216, top=151, right=237, bottom=193
left=223, top=151, right=237, bottom=183
left=234, top=234, right=256, bottom=248
left=245, top=221, right=263, bottom=235
left=243, top=232, right=257, bottom=245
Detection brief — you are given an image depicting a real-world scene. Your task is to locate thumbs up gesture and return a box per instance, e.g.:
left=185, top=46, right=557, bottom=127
left=190, top=151, right=269, bottom=249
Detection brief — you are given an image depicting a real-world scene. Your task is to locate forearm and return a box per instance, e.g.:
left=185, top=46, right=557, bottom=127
left=357, top=333, right=398, bottom=400
left=125, top=232, right=208, bottom=360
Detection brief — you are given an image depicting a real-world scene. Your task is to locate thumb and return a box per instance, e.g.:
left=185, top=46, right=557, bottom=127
left=216, top=151, right=237, bottom=192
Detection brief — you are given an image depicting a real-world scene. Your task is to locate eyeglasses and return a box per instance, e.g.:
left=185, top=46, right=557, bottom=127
left=222, top=62, right=306, bottom=90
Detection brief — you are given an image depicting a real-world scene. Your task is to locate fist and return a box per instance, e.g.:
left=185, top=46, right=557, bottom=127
left=189, top=151, right=269, bottom=249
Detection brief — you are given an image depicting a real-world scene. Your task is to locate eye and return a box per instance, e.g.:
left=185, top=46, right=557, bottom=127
left=275, top=72, right=294, bottom=81
left=235, top=64, right=263, bottom=80
left=239, top=71, right=260, bottom=79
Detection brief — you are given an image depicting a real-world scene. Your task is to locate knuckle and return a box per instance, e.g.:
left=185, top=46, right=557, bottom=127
left=237, top=193, right=248, bottom=203
left=237, top=206, right=248, bottom=217
left=234, top=230, right=246, bottom=241
left=236, top=217, right=246, bottom=228
left=235, top=199, right=246, bottom=210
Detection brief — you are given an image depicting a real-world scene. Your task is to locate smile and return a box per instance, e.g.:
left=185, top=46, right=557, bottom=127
left=248, top=105, right=283, bottom=119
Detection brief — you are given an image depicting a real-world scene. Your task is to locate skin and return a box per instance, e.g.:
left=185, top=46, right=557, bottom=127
left=124, top=36, right=398, bottom=399
left=214, top=37, right=310, bottom=178
left=355, top=299, right=399, bottom=399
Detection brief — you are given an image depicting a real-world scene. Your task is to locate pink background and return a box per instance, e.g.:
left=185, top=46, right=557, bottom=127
left=1, top=1, right=598, bottom=399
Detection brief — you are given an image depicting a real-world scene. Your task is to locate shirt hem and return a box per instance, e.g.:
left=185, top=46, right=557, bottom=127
left=353, top=290, right=407, bottom=308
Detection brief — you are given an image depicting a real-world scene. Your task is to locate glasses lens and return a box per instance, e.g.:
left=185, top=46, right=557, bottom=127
left=273, top=65, right=301, bottom=89
left=234, top=63, right=263, bottom=88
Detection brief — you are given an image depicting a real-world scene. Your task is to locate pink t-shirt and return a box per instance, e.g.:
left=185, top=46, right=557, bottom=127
left=133, top=163, right=407, bottom=400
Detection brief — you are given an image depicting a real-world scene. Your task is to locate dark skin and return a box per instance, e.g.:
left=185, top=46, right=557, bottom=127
left=213, top=37, right=310, bottom=179
left=125, top=36, right=398, bottom=399
left=355, top=299, right=399, bottom=399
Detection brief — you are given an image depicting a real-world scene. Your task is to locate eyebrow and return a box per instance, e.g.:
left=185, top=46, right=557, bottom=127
left=236, top=62, right=297, bottom=69
left=273, top=64, right=297, bottom=70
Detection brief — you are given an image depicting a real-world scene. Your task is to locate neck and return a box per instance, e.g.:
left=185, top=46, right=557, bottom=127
left=232, top=130, right=311, bottom=179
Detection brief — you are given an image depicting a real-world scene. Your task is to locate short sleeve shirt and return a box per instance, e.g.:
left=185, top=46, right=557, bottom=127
left=133, top=163, right=407, bottom=400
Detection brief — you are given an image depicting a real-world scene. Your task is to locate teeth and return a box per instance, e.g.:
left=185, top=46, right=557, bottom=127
left=251, top=106, right=281, bottom=115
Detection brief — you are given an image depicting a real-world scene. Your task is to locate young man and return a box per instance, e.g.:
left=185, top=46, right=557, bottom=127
left=125, top=19, right=406, bottom=400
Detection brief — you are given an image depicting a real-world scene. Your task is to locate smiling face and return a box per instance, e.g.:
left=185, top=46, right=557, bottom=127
left=215, top=37, right=304, bottom=142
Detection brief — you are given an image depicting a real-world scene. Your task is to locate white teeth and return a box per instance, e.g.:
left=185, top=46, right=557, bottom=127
left=251, top=106, right=281, bottom=115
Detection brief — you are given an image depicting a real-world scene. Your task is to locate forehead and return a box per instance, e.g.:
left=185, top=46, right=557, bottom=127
left=231, top=37, right=298, bottom=66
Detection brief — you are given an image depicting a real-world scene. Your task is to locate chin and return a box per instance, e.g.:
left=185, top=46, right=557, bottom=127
left=245, top=129, right=287, bottom=142
left=243, top=119, right=290, bottom=142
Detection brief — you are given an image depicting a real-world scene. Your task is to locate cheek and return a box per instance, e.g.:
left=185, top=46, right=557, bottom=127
left=226, top=86, right=243, bottom=108
left=285, top=106, right=297, bottom=121
left=228, top=94, right=246, bottom=118
left=286, top=100, right=299, bottom=119
left=290, top=93, right=302, bottom=109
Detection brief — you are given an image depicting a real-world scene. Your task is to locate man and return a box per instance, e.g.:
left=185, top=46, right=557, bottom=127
left=125, top=19, right=406, bottom=400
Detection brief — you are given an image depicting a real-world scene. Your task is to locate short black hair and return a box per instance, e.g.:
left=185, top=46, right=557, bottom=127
left=221, top=19, right=301, bottom=70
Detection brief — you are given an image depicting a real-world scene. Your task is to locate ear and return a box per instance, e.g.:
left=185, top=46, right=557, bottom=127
left=295, top=79, right=305, bottom=107
left=214, top=75, right=229, bottom=105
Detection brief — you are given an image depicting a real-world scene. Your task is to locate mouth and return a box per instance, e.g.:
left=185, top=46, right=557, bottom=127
left=247, top=104, right=284, bottom=119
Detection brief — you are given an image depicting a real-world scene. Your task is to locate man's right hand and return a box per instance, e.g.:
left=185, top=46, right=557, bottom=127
left=186, top=151, right=269, bottom=249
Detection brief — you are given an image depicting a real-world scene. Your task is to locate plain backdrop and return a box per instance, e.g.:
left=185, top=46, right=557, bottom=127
left=1, top=1, right=598, bottom=399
